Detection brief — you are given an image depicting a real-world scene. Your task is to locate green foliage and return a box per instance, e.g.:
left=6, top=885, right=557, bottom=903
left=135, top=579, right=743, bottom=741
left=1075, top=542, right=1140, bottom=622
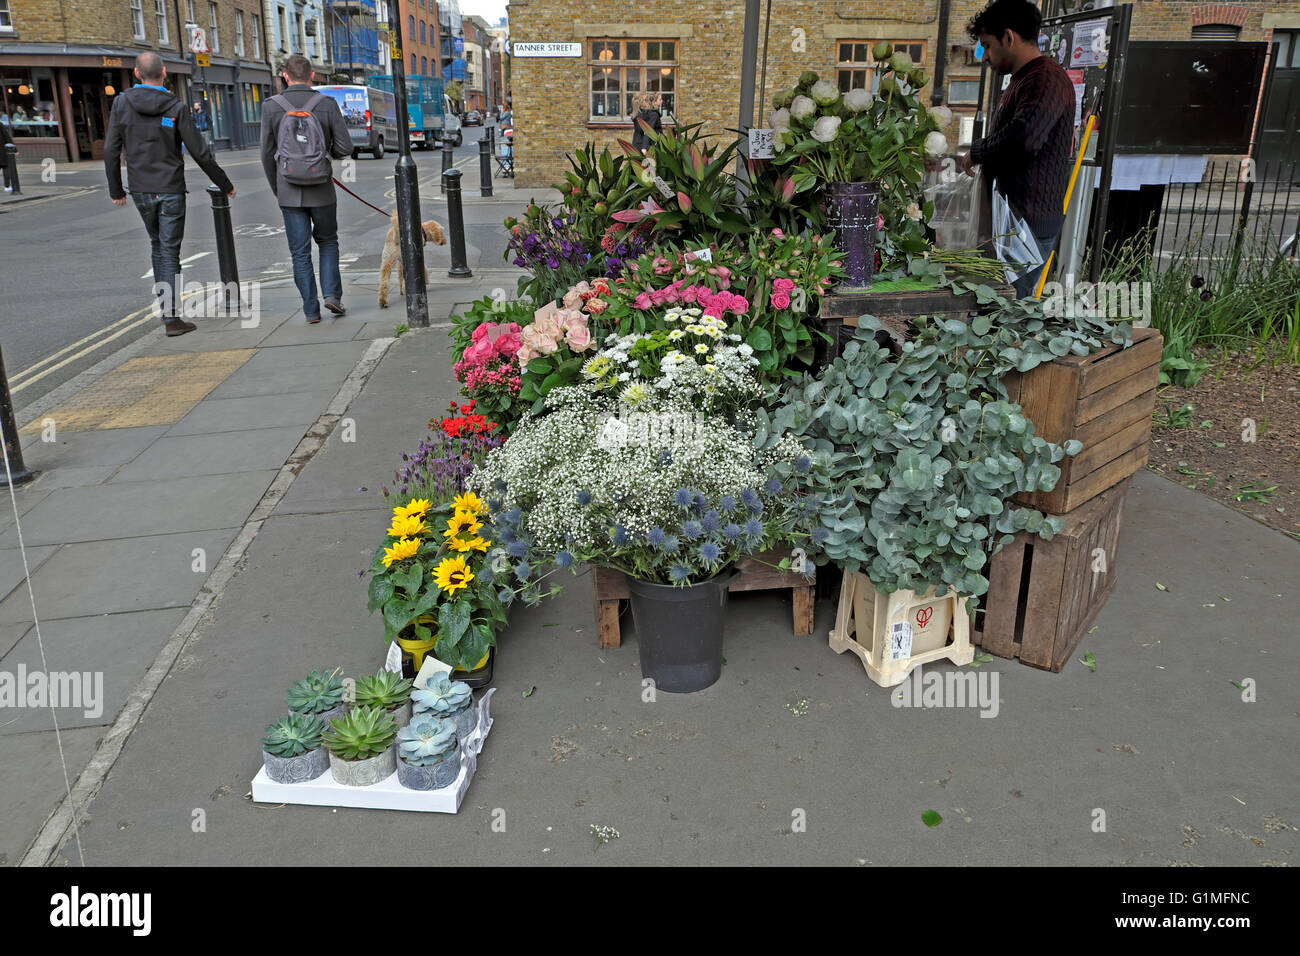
left=321, top=706, right=398, bottom=761
left=772, top=320, right=1077, bottom=598
left=517, top=350, right=586, bottom=415
left=262, top=713, right=326, bottom=757
left=353, top=670, right=413, bottom=712
left=557, top=142, right=652, bottom=252
left=627, top=123, right=750, bottom=240
left=1159, top=353, right=1210, bottom=388
left=285, top=669, right=345, bottom=717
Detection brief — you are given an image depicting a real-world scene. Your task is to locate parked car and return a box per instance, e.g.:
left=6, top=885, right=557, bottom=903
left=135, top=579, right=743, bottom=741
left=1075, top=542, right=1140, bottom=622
left=314, top=85, right=385, bottom=159
left=463, top=109, right=483, bottom=126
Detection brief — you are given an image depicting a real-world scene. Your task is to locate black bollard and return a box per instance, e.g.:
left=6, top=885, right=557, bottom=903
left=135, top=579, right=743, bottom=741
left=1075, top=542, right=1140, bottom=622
left=441, top=140, right=454, bottom=195
left=0, top=345, right=35, bottom=487
left=206, top=186, right=239, bottom=314
left=443, top=168, right=473, bottom=278
left=4, top=143, right=20, bottom=196
left=478, top=137, right=493, bottom=198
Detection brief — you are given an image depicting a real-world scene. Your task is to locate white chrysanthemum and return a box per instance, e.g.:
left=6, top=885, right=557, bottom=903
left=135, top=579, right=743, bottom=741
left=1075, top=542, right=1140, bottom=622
left=810, top=80, right=840, bottom=106
left=668, top=329, right=686, bottom=341
left=769, top=107, right=791, bottom=129
left=924, top=131, right=948, bottom=157
left=694, top=343, right=710, bottom=355
left=790, top=95, right=816, bottom=121
left=844, top=88, right=874, bottom=112
left=704, top=327, right=723, bottom=339
left=811, top=116, right=842, bottom=144
left=683, top=308, right=702, bottom=316
left=927, top=105, right=952, bottom=127
left=620, top=383, right=648, bottom=404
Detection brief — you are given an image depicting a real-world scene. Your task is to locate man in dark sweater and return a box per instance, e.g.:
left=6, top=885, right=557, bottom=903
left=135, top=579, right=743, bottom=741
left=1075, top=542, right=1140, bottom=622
left=104, top=52, right=236, bottom=336
left=962, top=0, right=1075, bottom=297
left=261, top=54, right=353, bottom=324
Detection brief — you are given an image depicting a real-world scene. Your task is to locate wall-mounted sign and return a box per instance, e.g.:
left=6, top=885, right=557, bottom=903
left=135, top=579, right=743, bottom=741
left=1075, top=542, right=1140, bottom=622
left=102, top=56, right=123, bottom=67
left=512, top=42, right=582, bottom=57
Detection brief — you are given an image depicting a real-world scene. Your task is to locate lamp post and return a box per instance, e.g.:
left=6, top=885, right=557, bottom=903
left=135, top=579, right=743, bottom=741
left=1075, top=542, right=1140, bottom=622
left=388, top=15, right=428, bottom=326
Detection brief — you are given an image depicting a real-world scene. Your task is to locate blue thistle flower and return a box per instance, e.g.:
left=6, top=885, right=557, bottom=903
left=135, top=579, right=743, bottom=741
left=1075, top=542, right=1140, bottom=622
left=506, top=539, right=529, bottom=558
left=556, top=550, right=574, bottom=569
left=723, top=523, right=743, bottom=540
left=745, top=518, right=764, bottom=539
left=647, top=527, right=666, bottom=547
left=488, top=498, right=503, bottom=512
left=701, top=509, right=720, bottom=533
left=514, top=562, right=531, bottom=580
left=765, top=478, right=783, bottom=495
left=611, top=525, right=628, bottom=545
left=698, top=542, right=721, bottom=564
left=718, top=495, right=737, bottom=513
left=493, top=479, right=508, bottom=492
left=812, top=527, right=830, bottom=544
left=692, top=491, right=707, bottom=510
left=741, top=488, right=760, bottom=508
left=673, top=488, right=694, bottom=508
left=683, top=520, right=703, bottom=541
left=795, top=455, right=812, bottom=473
left=669, top=564, right=691, bottom=583
left=660, top=534, right=680, bottom=553
left=576, top=490, right=592, bottom=506
left=479, top=565, right=496, bottom=584
left=497, top=588, right=514, bottom=604
left=502, top=508, right=522, bottom=526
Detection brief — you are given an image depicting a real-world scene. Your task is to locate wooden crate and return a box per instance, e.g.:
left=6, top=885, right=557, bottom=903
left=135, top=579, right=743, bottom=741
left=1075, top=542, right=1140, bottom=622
left=1003, top=327, right=1161, bottom=514
left=592, top=549, right=815, bottom=649
left=974, top=477, right=1129, bottom=673
left=828, top=573, right=974, bottom=687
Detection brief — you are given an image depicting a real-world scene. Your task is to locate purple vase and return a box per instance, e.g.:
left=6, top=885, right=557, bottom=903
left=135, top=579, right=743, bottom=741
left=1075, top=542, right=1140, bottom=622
left=826, top=182, right=881, bottom=288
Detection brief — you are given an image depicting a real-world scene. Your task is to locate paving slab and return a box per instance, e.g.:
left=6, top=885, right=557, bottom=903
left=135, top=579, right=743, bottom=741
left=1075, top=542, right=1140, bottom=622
left=0, top=623, right=30, bottom=660
left=0, top=471, right=278, bottom=548
left=0, top=545, right=59, bottom=605
left=20, top=466, right=120, bottom=491
left=0, top=726, right=103, bottom=867
left=15, top=426, right=169, bottom=470
left=146, top=328, right=278, bottom=353
left=165, top=390, right=339, bottom=437
left=0, top=528, right=239, bottom=624
left=0, top=607, right=190, bottom=737
left=110, top=425, right=307, bottom=483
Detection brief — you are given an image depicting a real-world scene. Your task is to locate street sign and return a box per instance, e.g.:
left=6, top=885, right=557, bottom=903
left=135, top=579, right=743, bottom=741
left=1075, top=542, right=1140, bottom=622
left=189, top=26, right=210, bottom=54
left=512, top=42, right=582, bottom=57
left=195, top=52, right=210, bottom=67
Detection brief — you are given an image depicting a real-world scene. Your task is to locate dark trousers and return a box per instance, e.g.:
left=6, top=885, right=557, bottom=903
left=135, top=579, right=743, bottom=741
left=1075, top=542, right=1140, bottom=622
left=281, top=204, right=342, bottom=320
left=133, top=192, right=187, bottom=320
left=1013, top=226, right=1062, bottom=300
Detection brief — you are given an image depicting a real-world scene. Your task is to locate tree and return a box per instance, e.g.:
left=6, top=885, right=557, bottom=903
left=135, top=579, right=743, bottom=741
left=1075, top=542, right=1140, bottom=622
left=444, top=79, right=464, bottom=109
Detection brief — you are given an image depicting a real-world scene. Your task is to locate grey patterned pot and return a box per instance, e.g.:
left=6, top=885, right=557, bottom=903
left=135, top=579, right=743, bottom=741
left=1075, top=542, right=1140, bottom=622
left=396, top=743, right=461, bottom=791
left=262, top=745, right=330, bottom=784
left=328, top=745, right=397, bottom=786
left=293, top=702, right=347, bottom=728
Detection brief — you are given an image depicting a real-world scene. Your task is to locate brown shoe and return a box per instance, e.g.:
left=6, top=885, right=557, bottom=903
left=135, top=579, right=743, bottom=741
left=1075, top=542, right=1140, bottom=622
left=164, top=319, right=197, bottom=337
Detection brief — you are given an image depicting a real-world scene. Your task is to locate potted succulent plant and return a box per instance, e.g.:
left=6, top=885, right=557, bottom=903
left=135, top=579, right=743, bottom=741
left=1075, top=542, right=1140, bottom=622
left=411, top=672, right=477, bottom=742
left=286, top=668, right=347, bottom=725
left=261, top=713, right=329, bottom=784
left=395, top=715, right=461, bottom=790
left=320, top=706, right=399, bottom=786
left=353, top=669, right=414, bottom=727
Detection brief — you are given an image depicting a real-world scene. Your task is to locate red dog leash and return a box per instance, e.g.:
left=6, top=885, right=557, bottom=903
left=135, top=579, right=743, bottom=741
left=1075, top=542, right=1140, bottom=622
left=332, top=176, right=391, bottom=218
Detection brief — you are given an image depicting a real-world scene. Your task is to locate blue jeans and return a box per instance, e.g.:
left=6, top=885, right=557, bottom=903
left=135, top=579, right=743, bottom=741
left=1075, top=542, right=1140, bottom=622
left=281, top=204, right=342, bottom=319
left=133, top=192, right=186, bottom=320
left=1013, top=227, right=1061, bottom=300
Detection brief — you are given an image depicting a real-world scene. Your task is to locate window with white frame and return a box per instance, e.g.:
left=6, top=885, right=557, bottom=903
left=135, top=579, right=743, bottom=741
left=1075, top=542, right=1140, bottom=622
left=836, top=39, right=926, bottom=93
left=250, top=14, right=261, bottom=58
left=208, top=2, right=220, bottom=52
left=278, top=6, right=288, bottom=52
left=0, top=1, right=13, bottom=32
left=948, top=78, right=980, bottom=105
left=155, top=0, right=169, bottom=43
left=186, top=0, right=195, bottom=25
left=589, top=38, right=677, bottom=123
left=235, top=11, right=244, bottom=55
left=290, top=10, right=299, bottom=53
left=131, top=0, right=146, bottom=40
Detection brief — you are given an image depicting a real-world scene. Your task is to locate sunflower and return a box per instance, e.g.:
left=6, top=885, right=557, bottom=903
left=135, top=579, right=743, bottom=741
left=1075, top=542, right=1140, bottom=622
left=452, top=491, right=486, bottom=516
left=386, top=514, right=428, bottom=539
left=444, top=511, right=483, bottom=540
left=394, top=498, right=432, bottom=521
left=382, top=537, right=422, bottom=568
left=433, top=555, right=474, bottom=594
left=449, top=535, right=491, bottom=553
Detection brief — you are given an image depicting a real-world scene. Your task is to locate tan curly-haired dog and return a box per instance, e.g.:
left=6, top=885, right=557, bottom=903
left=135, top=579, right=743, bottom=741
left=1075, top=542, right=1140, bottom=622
left=378, top=210, right=447, bottom=308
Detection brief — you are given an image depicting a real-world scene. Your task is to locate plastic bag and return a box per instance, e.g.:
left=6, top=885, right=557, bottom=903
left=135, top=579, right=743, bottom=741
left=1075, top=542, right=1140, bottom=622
left=925, top=172, right=980, bottom=250
left=990, top=183, right=1044, bottom=284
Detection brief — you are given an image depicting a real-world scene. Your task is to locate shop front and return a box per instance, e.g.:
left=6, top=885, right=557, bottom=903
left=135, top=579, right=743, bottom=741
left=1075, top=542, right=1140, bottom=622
left=186, top=59, right=273, bottom=151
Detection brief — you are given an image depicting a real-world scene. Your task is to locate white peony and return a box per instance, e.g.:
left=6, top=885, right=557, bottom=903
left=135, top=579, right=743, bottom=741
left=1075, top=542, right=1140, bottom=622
left=789, top=95, right=816, bottom=121
left=924, top=131, right=949, bottom=157
left=811, top=116, right=842, bottom=143
left=810, top=80, right=841, bottom=106
left=844, top=88, right=875, bottom=112
left=769, top=107, right=791, bottom=129
left=927, top=105, right=953, bottom=127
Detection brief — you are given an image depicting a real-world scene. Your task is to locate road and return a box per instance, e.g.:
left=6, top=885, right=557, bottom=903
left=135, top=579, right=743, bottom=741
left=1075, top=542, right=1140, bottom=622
left=0, top=123, right=504, bottom=413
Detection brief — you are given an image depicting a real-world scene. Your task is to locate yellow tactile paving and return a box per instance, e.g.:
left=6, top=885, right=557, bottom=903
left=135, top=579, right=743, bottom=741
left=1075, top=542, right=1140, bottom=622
left=22, top=349, right=256, bottom=433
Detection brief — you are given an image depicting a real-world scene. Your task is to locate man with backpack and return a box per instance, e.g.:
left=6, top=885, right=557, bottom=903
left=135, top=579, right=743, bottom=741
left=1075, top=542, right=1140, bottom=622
left=104, top=51, right=236, bottom=337
left=261, top=54, right=353, bottom=323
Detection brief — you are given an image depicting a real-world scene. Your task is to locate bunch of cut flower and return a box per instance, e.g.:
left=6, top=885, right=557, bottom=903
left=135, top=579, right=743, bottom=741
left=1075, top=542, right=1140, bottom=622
left=504, top=202, right=595, bottom=303
left=453, top=321, right=523, bottom=426
left=380, top=401, right=504, bottom=505
left=470, top=327, right=827, bottom=587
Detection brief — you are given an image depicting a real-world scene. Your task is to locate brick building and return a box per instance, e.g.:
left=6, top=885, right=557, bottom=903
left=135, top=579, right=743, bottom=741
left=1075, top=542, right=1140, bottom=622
left=0, top=0, right=276, bottom=160
left=507, top=0, right=1300, bottom=187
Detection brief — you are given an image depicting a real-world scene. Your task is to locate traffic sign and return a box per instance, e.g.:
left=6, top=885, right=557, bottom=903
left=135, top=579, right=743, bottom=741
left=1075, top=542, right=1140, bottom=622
left=195, top=52, right=210, bottom=67
left=189, top=26, right=210, bottom=54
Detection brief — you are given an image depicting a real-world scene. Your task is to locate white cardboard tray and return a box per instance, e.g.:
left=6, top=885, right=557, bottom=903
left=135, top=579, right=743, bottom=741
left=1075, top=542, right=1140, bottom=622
left=251, top=688, right=495, bottom=813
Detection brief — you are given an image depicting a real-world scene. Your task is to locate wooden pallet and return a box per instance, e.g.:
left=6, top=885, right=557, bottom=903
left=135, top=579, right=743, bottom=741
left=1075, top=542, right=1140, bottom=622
left=591, top=550, right=815, bottom=649
left=974, top=477, right=1130, bottom=672
left=829, top=573, right=974, bottom=687
left=1003, top=328, right=1161, bottom=514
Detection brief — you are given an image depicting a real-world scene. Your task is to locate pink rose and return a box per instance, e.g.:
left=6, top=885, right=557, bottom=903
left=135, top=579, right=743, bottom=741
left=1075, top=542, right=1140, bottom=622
left=771, top=291, right=791, bottom=310
left=535, top=334, right=560, bottom=356
left=534, top=313, right=566, bottom=341
left=516, top=343, right=536, bottom=364
left=773, top=277, right=795, bottom=293
left=564, top=323, right=592, bottom=351
left=463, top=338, right=496, bottom=365
left=681, top=286, right=698, bottom=304
left=731, top=295, right=749, bottom=314
left=471, top=322, right=491, bottom=344
left=495, top=331, right=522, bottom=358
left=634, top=293, right=652, bottom=310
left=562, top=290, right=583, bottom=309
left=771, top=228, right=784, bottom=238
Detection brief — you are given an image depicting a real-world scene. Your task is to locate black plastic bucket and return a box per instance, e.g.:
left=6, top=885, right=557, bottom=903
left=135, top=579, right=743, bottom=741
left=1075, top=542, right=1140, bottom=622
left=626, top=568, right=737, bottom=693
